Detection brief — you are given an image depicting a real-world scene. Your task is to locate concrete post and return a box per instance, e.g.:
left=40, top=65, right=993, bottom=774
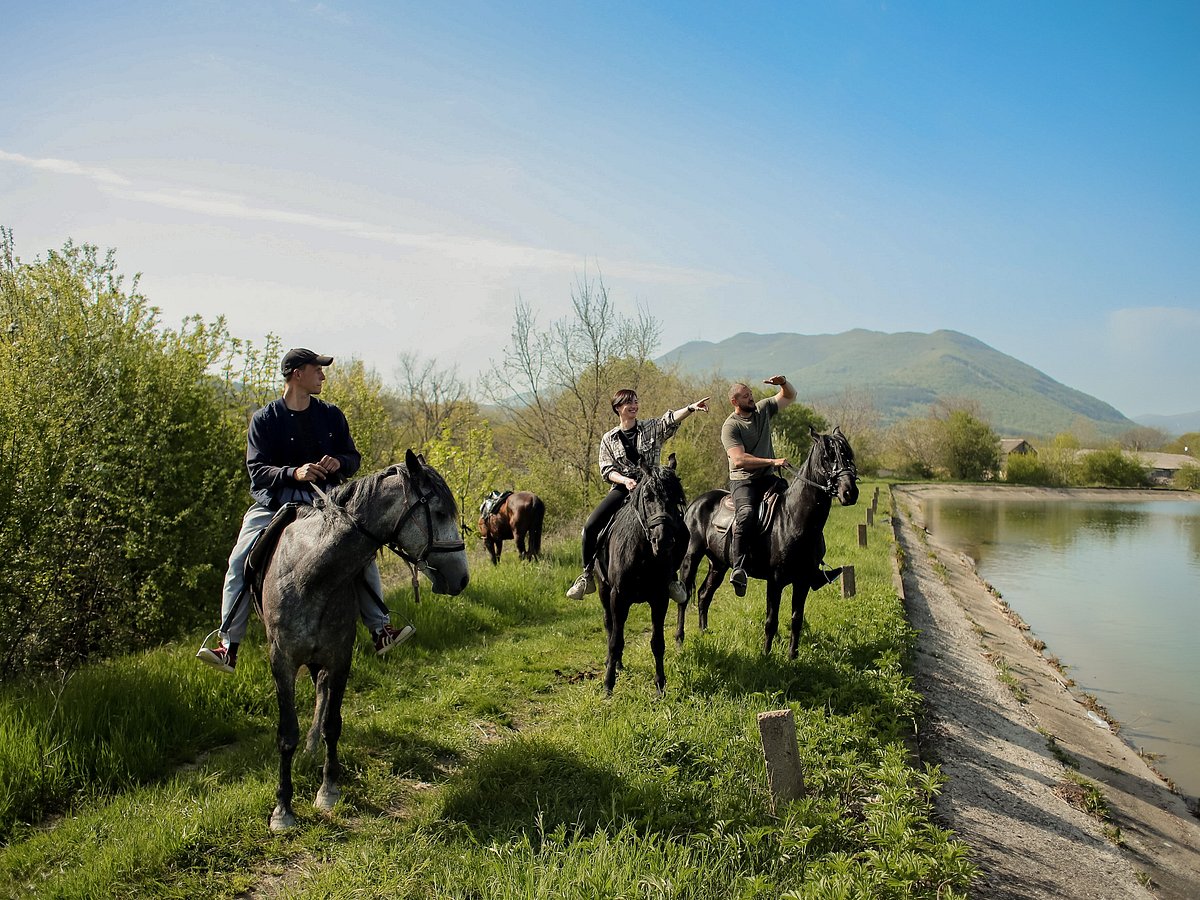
left=757, top=709, right=804, bottom=809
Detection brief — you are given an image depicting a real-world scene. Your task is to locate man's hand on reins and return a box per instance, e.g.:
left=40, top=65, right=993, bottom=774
left=295, top=462, right=329, bottom=482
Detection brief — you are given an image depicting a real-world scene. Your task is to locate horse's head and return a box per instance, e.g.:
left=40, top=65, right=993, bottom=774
left=383, top=450, right=470, bottom=595
left=807, top=426, right=859, bottom=506
left=632, top=453, right=688, bottom=557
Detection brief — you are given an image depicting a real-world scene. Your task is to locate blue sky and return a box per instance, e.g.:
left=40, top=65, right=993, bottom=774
left=2, top=1, right=1197, bottom=417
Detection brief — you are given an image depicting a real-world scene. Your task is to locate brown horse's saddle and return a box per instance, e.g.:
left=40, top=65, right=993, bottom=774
left=246, top=502, right=300, bottom=615
left=711, top=477, right=788, bottom=535
left=480, top=490, right=512, bottom=519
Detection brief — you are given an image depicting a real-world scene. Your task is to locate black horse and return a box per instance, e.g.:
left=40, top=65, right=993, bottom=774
left=677, top=427, right=858, bottom=659
left=593, top=455, right=688, bottom=697
left=260, top=450, right=469, bottom=832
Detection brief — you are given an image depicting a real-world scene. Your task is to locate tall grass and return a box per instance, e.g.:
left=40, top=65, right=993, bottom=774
left=0, top=481, right=977, bottom=897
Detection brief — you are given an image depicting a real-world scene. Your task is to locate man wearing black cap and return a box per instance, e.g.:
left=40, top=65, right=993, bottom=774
left=196, top=348, right=409, bottom=673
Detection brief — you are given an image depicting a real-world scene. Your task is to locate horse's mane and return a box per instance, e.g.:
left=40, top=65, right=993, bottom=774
left=323, top=460, right=458, bottom=521
left=610, top=463, right=687, bottom=545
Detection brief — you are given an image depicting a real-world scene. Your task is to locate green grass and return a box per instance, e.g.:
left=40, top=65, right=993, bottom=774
left=0, top=481, right=976, bottom=898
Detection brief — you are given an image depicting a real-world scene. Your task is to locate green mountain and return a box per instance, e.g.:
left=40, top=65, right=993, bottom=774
left=657, top=329, right=1134, bottom=438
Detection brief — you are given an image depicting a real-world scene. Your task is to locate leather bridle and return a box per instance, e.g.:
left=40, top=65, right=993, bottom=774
left=315, top=466, right=466, bottom=568
left=787, top=435, right=858, bottom=496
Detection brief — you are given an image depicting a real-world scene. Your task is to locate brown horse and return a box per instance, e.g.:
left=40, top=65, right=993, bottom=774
left=478, top=490, right=545, bottom=564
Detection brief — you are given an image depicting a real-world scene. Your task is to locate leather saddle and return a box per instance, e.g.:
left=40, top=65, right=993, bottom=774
left=245, top=502, right=300, bottom=615
left=480, top=490, right=512, bottom=519
left=711, top=476, right=788, bottom=536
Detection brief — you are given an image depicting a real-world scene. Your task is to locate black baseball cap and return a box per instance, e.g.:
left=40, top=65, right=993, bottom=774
left=281, top=348, right=334, bottom=376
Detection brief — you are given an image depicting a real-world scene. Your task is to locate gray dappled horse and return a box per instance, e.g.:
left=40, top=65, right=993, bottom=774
left=262, top=450, right=469, bottom=832
left=677, top=427, right=858, bottom=659
left=593, top=455, right=688, bottom=697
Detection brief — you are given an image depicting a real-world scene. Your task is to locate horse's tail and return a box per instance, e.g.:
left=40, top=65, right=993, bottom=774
left=528, top=496, right=545, bottom=558
left=306, top=669, right=329, bottom=753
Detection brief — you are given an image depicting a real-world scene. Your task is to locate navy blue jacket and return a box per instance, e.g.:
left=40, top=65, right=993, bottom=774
left=246, top=397, right=361, bottom=509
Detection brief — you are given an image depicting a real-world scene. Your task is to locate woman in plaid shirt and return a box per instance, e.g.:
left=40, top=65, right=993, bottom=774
left=566, top=388, right=710, bottom=600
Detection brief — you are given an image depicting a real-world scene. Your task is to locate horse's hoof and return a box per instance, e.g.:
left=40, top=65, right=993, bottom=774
left=269, top=808, right=298, bottom=832
left=314, top=784, right=340, bottom=812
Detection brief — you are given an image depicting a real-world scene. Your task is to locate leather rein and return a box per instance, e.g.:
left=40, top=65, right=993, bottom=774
left=785, top=436, right=857, bottom=496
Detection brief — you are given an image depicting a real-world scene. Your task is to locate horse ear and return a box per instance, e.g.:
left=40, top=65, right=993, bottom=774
left=833, top=425, right=843, bottom=437
left=666, top=452, right=677, bottom=470
left=809, top=424, right=820, bottom=439
left=405, top=448, right=422, bottom=478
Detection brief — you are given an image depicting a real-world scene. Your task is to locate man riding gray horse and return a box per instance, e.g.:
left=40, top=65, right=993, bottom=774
left=196, top=348, right=409, bottom=673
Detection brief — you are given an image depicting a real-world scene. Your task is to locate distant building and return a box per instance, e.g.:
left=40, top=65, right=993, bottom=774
left=1000, top=439, right=1036, bottom=457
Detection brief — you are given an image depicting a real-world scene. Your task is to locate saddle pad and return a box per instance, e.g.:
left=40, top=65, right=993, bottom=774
left=246, top=503, right=300, bottom=613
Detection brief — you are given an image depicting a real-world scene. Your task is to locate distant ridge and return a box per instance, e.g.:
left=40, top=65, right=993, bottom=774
left=1133, top=410, right=1200, bottom=435
left=657, top=329, right=1135, bottom=438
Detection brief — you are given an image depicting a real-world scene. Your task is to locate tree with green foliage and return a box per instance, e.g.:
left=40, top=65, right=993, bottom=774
left=0, top=230, right=250, bottom=675
left=321, top=357, right=394, bottom=472
left=940, top=409, right=1000, bottom=480
left=421, top=412, right=510, bottom=534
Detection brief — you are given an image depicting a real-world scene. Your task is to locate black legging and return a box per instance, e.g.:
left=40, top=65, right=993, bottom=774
left=581, top=484, right=629, bottom=566
left=730, top=476, right=772, bottom=569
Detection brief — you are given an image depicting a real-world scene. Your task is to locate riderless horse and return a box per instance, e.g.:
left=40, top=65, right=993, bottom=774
left=593, top=455, right=688, bottom=696
left=257, top=450, right=469, bottom=831
left=478, top=490, right=545, bottom=564
left=677, top=427, right=858, bottom=659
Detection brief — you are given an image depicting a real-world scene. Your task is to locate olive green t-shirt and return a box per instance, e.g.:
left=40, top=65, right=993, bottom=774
left=721, top=397, right=779, bottom=482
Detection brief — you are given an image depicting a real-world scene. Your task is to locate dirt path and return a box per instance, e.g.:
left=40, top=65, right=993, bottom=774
left=892, top=484, right=1200, bottom=899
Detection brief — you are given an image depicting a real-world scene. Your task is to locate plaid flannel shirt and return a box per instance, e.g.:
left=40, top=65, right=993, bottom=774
left=598, top=410, right=680, bottom=482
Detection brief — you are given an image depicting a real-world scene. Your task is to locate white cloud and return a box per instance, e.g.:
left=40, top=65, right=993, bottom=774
left=0, top=148, right=728, bottom=288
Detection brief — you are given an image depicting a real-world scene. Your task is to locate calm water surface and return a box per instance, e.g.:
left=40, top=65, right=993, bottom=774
left=922, top=495, right=1200, bottom=800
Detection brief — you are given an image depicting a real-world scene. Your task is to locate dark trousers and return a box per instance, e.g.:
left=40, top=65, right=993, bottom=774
left=730, top=477, right=772, bottom=569
left=581, top=485, right=629, bottom=567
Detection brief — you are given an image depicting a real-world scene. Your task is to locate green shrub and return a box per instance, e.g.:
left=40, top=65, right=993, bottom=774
left=1073, top=447, right=1148, bottom=488
left=1174, top=464, right=1200, bottom=491
left=0, top=232, right=251, bottom=675
left=1003, top=453, right=1059, bottom=486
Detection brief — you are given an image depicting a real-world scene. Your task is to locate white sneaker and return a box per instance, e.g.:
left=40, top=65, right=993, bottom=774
left=566, top=570, right=595, bottom=600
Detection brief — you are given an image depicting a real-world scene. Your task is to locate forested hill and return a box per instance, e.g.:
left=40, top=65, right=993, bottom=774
left=657, top=328, right=1135, bottom=438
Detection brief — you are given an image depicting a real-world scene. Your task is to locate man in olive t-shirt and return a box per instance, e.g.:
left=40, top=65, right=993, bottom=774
left=719, top=375, right=796, bottom=596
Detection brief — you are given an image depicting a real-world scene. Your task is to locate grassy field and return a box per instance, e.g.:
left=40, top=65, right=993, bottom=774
left=0, top=482, right=975, bottom=898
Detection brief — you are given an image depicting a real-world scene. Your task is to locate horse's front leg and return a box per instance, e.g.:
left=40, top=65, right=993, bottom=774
left=516, top=530, right=528, bottom=560
left=315, top=665, right=350, bottom=813
left=763, top=581, right=783, bottom=656
left=604, top=588, right=630, bottom=697
left=788, top=580, right=811, bottom=660
left=269, top=655, right=301, bottom=832
left=485, top=537, right=500, bottom=565
left=675, top=535, right=703, bottom=647
left=650, top=597, right=668, bottom=697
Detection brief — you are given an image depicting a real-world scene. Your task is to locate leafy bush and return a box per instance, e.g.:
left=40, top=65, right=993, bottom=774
left=1003, top=453, right=1060, bottom=486
left=0, top=232, right=251, bottom=675
left=1073, top=447, right=1148, bottom=488
left=1174, top=464, right=1200, bottom=491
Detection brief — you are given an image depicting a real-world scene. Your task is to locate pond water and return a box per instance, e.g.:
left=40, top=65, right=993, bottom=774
left=921, top=494, right=1200, bottom=800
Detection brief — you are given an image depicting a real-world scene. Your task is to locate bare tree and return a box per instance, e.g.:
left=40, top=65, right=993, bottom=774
left=391, top=351, right=467, bottom=450
left=482, top=271, right=660, bottom=496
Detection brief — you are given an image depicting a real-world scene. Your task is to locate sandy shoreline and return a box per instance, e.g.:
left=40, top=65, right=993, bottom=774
left=892, top=483, right=1200, bottom=899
